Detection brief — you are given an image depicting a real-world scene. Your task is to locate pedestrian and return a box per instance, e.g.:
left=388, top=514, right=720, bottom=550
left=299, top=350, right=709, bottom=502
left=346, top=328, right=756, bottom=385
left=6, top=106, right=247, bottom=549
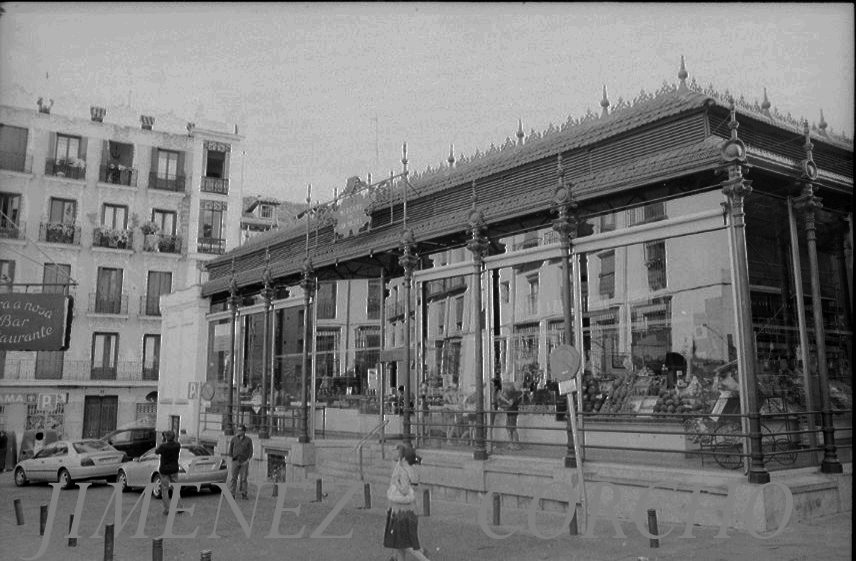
left=154, top=430, right=182, bottom=515
left=384, top=443, right=430, bottom=561
left=228, top=424, right=253, bottom=500
left=498, top=381, right=522, bottom=450
left=0, top=430, right=8, bottom=472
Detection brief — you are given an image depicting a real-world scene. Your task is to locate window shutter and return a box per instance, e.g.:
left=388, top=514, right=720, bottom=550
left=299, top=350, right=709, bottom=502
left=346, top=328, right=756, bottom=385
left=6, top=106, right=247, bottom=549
left=101, top=140, right=109, bottom=163
left=223, top=151, right=230, bottom=180
left=48, top=131, right=57, bottom=159
left=177, top=151, right=186, bottom=184
left=78, top=137, right=88, bottom=162
left=201, top=148, right=208, bottom=178
left=151, top=146, right=159, bottom=177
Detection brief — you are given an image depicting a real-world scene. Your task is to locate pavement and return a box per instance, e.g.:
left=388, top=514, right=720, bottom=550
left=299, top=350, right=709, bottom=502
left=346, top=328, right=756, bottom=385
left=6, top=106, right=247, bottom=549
left=0, top=470, right=850, bottom=561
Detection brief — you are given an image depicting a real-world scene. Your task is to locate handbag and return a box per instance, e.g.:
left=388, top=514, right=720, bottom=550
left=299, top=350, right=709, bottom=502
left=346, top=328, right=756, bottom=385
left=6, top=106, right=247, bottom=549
left=387, top=482, right=415, bottom=504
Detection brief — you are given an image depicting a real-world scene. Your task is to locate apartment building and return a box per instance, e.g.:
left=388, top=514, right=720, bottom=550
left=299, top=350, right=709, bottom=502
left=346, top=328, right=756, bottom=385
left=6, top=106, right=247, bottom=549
left=0, top=100, right=243, bottom=442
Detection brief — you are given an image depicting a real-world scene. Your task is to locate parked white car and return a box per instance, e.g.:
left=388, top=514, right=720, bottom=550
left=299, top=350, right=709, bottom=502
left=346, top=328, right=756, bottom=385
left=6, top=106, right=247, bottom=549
left=14, top=440, right=125, bottom=489
left=116, top=444, right=228, bottom=498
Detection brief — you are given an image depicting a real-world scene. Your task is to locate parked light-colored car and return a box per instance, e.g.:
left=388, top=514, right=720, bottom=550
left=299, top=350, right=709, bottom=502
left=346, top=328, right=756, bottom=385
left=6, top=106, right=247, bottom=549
left=14, top=440, right=125, bottom=489
left=116, top=444, right=228, bottom=498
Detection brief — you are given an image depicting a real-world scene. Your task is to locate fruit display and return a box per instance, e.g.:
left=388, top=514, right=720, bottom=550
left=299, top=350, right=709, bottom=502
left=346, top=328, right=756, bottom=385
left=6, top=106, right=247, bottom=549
left=581, top=372, right=609, bottom=413
left=599, top=372, right=637, bottom=414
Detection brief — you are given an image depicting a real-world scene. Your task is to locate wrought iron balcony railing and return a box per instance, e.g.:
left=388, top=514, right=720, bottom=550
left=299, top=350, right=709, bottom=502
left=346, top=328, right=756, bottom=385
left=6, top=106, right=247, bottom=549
left=148, top=172, right=186, bottom=192
left=0, top=219, right=25, bottom=240
left=88, top=292, right=129, bottom=315
left=0, top=151, right=32, bottom=173
left=0, top=358, right=158, bottom=383
left=201, top=176, right=229, bottom=194
left=98, top=165, right=138, bottom=187
left=142, top=233, right=182, bottom=254
left=197, top=237, right=225, bottom=254
left=92, top=227, right=133, bottom=249
left=39, top=222, right=81, bottom=245
left=45, top=158, right=86, bottom=180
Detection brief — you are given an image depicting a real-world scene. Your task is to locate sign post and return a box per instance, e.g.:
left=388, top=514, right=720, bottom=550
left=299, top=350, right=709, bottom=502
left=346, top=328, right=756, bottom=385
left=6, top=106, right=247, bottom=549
left=550, top=345, right=587, bottom=534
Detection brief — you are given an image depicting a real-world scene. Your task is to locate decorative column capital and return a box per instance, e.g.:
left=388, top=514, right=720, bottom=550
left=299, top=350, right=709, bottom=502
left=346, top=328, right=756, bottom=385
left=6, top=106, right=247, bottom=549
left=551, top=154, right=580, bottom=244
left=399, top=229, right=418, bottom=276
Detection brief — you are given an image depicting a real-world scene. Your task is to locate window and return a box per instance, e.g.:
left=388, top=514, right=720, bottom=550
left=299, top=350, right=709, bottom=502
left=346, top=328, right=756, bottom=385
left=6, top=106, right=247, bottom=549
left=43, top=263, right=71, bottom=295
left=367, top=279, right=381, bottom=320
left=436, top=302, right=446, bottom=335
left=441, top=338, right=462, bottom=385
left=629, top=201, right=667, bottom=226
left=152, top=209, right=176, bottom=235
left=35, top=350, right=63, bottom=379
left=150, top=148, right=185, bottom=191
left=100, top=141, right=134, bottom=185
left=157, top=149, right=179, bottom=180
left=645, top=240, right=667, bottom=291
left=142, top=335, right=160, bottom=380
left=0, top=124, right=29, bottom=172
left=144, top=271, right=172, bottom=316
left=198, top=200, right=226, bottom=253
left=259, top=205, right=273, bottom=219
left=55, top=134, right=81, bottom=161
left=527, top=276, right=539, bottom=315
left=205, top=149, right=226, bottom=178
left=95, top=267, right=124, bottom=314
left=0, top=259, right=14, bottom=285
left=600, top=212, right=616, bottom=233
left=316, top=328, right=340, bottom=378
left=316, top=282, right=337, bottom=319
left=598, top=250, right=615, bottom=299
left=0, top=193, right=21, bottom=238
left=102, top=204, right=128, bottom=229
left=92, top=332, right=119, bottom=380
left=454, top=296, right=465, bottom=332
left=49, top=198, right=76, bottom=224
left=501, top=281, right=510, bottom=304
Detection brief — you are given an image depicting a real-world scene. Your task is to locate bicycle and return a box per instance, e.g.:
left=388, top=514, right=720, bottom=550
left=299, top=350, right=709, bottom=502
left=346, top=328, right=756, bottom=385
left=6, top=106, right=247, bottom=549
left=684, top=416, right=797, bottom=469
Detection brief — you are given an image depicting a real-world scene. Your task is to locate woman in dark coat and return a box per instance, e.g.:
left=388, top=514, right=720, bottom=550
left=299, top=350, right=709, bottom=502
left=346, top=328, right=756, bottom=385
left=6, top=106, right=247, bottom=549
left=384, top=443, right=430, bottom=561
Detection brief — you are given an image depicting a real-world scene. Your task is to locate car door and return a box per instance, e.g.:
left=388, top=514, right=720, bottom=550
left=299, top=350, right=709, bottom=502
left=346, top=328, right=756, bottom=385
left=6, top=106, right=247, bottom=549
left=49, top=443, right=70, bottom=480
left=126, top=448, right=158, bottom=489
left=30, top=445, right=56, bottom=481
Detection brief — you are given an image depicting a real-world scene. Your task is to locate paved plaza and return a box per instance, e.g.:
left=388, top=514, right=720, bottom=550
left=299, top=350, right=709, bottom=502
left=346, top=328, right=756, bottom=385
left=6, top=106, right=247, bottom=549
left=0, top=470, right=850, bottom=561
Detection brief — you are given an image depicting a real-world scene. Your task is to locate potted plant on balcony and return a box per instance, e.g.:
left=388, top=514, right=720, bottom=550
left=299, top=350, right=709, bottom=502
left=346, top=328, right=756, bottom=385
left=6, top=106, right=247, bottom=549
left=94, top=226, right=130, bottom=249
left=45, top=222, right=74, bottom=243
left=140, top=220, right=160, bottom=251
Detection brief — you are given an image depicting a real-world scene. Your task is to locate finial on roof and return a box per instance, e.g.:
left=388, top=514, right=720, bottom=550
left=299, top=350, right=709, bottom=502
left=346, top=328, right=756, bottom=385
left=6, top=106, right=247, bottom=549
left=140, top=115, right=154, bottom=130
left=818, top=109, right=828, bottom=136
left=402, top=142, right=408, bottom=167
left=600, top=85, right=610, bottom=117
left=719, top=97, right=747, bottom=163
left=761, top=88, right=771, bottom=117
left=801, top=118, right=818, bottom=180
left=516, top=119, right=524, bottom=145
left=90, top=106, right=106, bottom=123
left=677, top=56, right=688, bottom=91
left=448, top=144, right=455, bottom=168
left=37, top=97, right=54, bottom=114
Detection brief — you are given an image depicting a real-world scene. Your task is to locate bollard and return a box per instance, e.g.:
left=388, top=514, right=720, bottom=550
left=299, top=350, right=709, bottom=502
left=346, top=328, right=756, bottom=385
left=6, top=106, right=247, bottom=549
left=103, top=523, right=114, bottom=561
left=13, top=498, right=24, bottom=525
left=492, top=493, right=501, bottom=526
left=422, top=488, right=430, bottom=517
left=272, top=481, right=278, bottom=497
left=363, top=482, right=372, bottom=509
left=569, top=505, right=578, bottom=536
left=200, top=550, right=212, bottom=561
left=315, top=478, right=323, bottom=502
left=647, top=508, right=660, bottom=549
left=68, top=514, right=77, bottom=547
left=152, top=537, right=163, bottom=561
left=39, top=504, right=48, bottom=536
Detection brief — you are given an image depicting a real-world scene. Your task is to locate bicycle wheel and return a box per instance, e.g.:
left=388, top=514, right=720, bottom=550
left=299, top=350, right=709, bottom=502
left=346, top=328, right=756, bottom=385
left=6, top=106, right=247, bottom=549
left=712, top=422, right=743, bottom=470
left=773, top=438, right=798, bottom=466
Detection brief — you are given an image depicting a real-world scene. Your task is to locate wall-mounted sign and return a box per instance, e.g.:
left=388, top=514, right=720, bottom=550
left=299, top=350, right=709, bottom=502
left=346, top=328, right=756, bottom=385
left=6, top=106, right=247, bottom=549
left=334, top=190, right=370, bottom=238
left=0, top=393, right=36, bottom=405
left=0, top=294, right=72, bottom=351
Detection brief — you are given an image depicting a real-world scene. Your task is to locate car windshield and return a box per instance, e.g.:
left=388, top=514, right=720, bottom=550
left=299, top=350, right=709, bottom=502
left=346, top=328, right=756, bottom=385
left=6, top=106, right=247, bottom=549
left=182, top=445, right=211, bottom=456
left=73, top=440, right=114, bottom=453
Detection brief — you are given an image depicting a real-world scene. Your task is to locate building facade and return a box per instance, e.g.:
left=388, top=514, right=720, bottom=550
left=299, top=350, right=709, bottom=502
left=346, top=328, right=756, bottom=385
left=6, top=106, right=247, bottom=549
left=0, top=101, right=244, bottom=444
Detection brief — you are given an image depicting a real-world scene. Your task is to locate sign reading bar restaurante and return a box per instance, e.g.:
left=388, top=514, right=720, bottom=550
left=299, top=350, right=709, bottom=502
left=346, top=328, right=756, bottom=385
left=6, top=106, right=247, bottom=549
left=0, top=293, right=72, bottom=351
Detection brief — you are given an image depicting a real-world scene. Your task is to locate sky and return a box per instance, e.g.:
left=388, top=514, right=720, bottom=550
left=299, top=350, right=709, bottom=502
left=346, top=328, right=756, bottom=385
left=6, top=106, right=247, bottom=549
left=1, top=2, right=853, bottom=204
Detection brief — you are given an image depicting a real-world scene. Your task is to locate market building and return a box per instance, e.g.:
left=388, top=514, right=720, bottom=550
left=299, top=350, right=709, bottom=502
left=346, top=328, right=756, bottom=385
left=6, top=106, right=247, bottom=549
left=163, top=60, right=851, bottom=518
left=0, top=98, right=244, bottom=447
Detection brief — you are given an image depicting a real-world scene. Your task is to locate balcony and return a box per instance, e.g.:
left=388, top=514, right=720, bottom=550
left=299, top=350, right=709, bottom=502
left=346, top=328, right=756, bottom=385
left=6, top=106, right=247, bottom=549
left=39, top=222, right=81, bottom=245
left=197, top=237, right=225, bottom=254
left=93, top=226, right=133, bottom=250
left=45, top=158, right=86, bottom=180
left=0, top=358, right=158, bottom=384
left=0, top=151, right=32, bottom=173
left=0, top=219, right=25, bottom=240
left=142, top=233, right=182, bottom=254
left=88, top=292, right=129, bottom=315
left=148, top=172, right=186, bottom=192
left=139, top=295, right=162, bottom=317
left=98, top=165, right=138, bottom=187
left=201, top=176, right=229, bottom=194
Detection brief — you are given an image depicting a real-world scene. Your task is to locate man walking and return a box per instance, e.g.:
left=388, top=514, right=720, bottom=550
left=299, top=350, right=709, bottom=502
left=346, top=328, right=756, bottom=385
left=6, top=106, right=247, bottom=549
left=228, top=424, right=253, bottom=500
left=155, top=430, right=182, bottom=515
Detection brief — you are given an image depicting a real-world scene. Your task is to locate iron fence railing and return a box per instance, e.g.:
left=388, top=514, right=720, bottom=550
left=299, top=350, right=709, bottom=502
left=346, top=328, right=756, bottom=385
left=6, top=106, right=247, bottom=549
left=0, top=219, right=25, bottom=240
left=98, top=165, right=138, bottom=187
left=92, top=227, right=134, bottom=249
left=201, top=176, right=229, bottom=194
left=39, top=222, right=81, bottom=245
left=197, top=237, right=225, bottom=254
left=88, top=292, right=129, bottom=314
left=142, top=233, right=182, bottom=254
left=45, top=158, right=86, bottom=180
left=0, top=358, right=158, bottom=383
left=148, top=172, right=187, bottom=192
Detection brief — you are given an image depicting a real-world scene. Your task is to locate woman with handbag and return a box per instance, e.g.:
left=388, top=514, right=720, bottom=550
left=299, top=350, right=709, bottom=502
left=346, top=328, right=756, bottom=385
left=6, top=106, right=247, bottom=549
left=384, top=443, right=431, bottom=561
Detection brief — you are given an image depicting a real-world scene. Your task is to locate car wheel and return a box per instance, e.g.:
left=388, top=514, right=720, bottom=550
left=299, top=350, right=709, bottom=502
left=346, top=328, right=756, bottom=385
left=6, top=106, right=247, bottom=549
left=209, top=484, right=222, bottom=494
left=14, top=467, right=28, bottom=487
left=105, top=474, right=117, bottom=484
left=151, top=474, right=162, bottom=499
left=59, top=469, right=74, bottom=490
left=117, top=470, right=130, bottom=493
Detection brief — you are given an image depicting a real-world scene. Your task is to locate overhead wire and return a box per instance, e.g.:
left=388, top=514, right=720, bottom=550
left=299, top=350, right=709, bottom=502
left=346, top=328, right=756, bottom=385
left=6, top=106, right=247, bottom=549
left=0, top=208, right=79, bottom=285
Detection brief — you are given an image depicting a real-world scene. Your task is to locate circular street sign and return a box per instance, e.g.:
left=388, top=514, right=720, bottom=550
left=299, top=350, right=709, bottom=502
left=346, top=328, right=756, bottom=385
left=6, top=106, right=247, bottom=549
left=201, top=383, right=216, bottom=401
left=550, top=345, right=581, bottom=381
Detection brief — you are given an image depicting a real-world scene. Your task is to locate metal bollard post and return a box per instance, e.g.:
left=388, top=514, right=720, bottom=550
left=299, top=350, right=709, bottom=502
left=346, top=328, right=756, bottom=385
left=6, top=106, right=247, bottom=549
left=422, top=488, right=430, bottom=517
left=103, top=523, right=114, bottom=561
left=492, top=493, right=501, bottom=526
left=364, top=482, right=372, bottom=509
left=13, top=498, right=24, bottom=525
left=315, top=478, right=323, bottom=501
left=272, top=481, right=278, bottom=497
left=647, top=508, right=660, bottom=548
left=152, top=537, right=163, bottom=561
left=200, top=550, right=212, bottom=561
left=68, top=514, right=77, bottom=547
left=569, top=505, right=578, bottom=536
left=39, top=504, right=49, bottom=535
